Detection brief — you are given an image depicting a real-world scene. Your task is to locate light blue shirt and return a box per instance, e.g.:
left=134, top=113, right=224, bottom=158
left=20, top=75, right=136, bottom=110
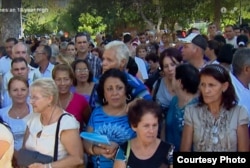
left=0, top=56, right=12, bottom=75
left=34, top=62, right=54, bottom=78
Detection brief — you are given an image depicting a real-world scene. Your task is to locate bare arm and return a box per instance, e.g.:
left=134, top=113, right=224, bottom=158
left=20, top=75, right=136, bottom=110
left=83, top=126, right=117, bottom=159
left=82, top=105, right=91, bottom=125
left=113, top=160, right=126, bottom=168
left=0, top=140, right=10, bottom=159
left=180, top=124, right=193, bottom=152
left=237, top=124, right=249, bottom=152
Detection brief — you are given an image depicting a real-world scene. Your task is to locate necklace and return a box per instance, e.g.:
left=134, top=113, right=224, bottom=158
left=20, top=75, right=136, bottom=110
left=37, top=106, right=56, bottom=138
left=11, top=104, right=29, bottom=119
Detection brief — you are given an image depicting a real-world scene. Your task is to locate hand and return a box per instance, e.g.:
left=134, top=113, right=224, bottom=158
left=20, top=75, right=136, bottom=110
left=95, top=142, right=118, bottom=159
left=28, top=163, right=46, bottom=168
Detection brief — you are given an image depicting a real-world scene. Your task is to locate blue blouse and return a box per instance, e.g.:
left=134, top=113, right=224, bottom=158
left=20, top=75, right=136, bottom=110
left=166, top=96, right=198, bottom=151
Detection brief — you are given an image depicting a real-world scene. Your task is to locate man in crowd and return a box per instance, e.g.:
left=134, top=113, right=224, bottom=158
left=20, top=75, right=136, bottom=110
left=225, top=25, right=238, bottom=48
left=33, top=45, right=54, bottom=78
left=75, top=32, right=102, bottom=79
left=230, top=48, right=250, bottom=118
left=0, top=38, right=18, bottom=75
left=180, top=33, right=208, bottom=71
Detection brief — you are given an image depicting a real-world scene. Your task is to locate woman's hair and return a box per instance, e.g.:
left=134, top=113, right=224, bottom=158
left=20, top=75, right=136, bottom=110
left=91, top=47, right=103, bottom=59
left=97, top=68, right=132, bottom=105
left=0, top=116, right=11, bottom=130
left=56, top=54, right=74, bottom=65
left=8, top=76, right=29, bottom=91
left=52, top=63, right=75, bottom=84
left=128, top=99, right=162, bottom=128
left=175, top=64, right=200, bottom=94
left=71, top=59, right=93, bottom=85
left=31, top=78, right=59, bottom=105
left=198, top=64, right=237, bottom=110
left=159, top=47, right=182, bottom=70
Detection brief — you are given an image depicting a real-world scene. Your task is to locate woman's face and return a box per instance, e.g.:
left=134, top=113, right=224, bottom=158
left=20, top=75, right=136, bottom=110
left=54, top=70, right=72, bottom=94
left=133, top=113, right=158, bottom=144
left=30, top=87, right=52, bottom=113
left=9, top=80, right=29, bottom=104
left=199, top=75, right=228, bottom=106
left=75, top=62, right=90, bottom=83
left=66, top=45, right=76, bottom=57
left=104, top=77, right=127, bottom=108
left=138, top=48, right=147, bottom=59
left=162, top=56, right=178, bottom=79
left=91, top=51, right=99, bottom=57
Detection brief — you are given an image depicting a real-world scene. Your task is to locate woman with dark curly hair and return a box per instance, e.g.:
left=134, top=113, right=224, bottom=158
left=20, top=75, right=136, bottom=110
left=181, top=64, right=249, bottom=152
left=83, top=68, right=136, bottom=168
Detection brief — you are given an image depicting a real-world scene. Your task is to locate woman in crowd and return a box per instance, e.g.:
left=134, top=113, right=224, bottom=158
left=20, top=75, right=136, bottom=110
left=152, top=47, right=182, bottom=111
left=0, top=116, right=14, bottom=168
left=23, top=78, right=84, bottom=168
left=91, top=47, right=103, bottom=60
left=158, top=33, right=172, bottom=54
left=166, top=64, right=200, bottom=151
left=0, top=76, right=32, bottom=166
left=66, top=42, right=76, bottom=58
left=113, top=99, right=174, bottom=168
left=181, top=64, right=249, bottom=151
left=152, top=47, right=182, bottom=139
left=83, top=69, right=136, bottom=168
left=71, top=60, right=96, bottom=104
left=52, top=64, right=91, bottom=131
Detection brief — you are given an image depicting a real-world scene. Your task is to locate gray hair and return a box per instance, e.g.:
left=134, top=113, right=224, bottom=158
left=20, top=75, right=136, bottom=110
left=12, top=42, right=28, bottom=53
left=104, top=40, right=130, bottom=65
left=30, top=78, right=58, bottom=105
left=50, top=43, right=60, bottom=57
left=232, top=48, right=250, bottom=76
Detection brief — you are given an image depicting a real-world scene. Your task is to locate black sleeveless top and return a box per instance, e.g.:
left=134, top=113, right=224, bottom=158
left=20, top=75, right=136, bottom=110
left=121, top=141, right=174, bottom=168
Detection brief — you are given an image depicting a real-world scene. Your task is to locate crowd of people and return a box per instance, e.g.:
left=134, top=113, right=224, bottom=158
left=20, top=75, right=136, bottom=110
left=0, top=23, right=250, bottom=168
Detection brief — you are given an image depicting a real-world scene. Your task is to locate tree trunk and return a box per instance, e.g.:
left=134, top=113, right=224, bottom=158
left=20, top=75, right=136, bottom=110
left=214, top=0, right=221, bottom=30
left=0, top=0, right=22, bottom=45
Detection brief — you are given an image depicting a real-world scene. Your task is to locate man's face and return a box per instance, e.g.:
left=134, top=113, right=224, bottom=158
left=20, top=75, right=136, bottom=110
left=34, top=46, right=46, bottom=64
left=225, top=27, right=235, bottom=40
left=102, top=49, right=121, bottom=73
left=75, top=36, right=89, bottom=54
left=139, top=35, right=147, bottom=44
left=5, top=41, right=16, bottom=57
left=181, top=43, right=196, bottom=62
left=208, top=24, right=217, bottom=35
left=234, top=29, right=241, bottom=36
left=12, top=44, right=28, bottom=59
left=11, top=62, right=29, bottom=79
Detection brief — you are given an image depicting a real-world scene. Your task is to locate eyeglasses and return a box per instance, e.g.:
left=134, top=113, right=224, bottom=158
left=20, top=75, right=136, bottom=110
left=75, top=68, right=89, bottom=73
left=34, top=51, right=45, bottom=55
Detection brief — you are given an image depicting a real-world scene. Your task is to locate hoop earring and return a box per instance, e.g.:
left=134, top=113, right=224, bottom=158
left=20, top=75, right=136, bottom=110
left=103, top=98, right=107, bottom=104
left=126, top=94, right=132, bottom=101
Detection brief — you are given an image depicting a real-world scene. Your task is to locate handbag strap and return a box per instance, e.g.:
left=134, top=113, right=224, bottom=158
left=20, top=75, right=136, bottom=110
left=53, top=113, right=70, bottom=161
left=125, top=140, right=131, bottom=160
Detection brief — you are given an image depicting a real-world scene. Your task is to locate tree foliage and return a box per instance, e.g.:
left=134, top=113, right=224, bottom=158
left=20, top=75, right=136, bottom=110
left=78, top=13, right=107, bottom=35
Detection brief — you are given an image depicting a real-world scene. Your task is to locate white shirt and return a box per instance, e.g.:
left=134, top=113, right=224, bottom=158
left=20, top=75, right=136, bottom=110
left=134, top=57, right=148, bottom=80
left=230, top=72, right=250, bottom=119
left=25, top=112, right=79, bottom=160
left=226, top=36, right=238, bottom=48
